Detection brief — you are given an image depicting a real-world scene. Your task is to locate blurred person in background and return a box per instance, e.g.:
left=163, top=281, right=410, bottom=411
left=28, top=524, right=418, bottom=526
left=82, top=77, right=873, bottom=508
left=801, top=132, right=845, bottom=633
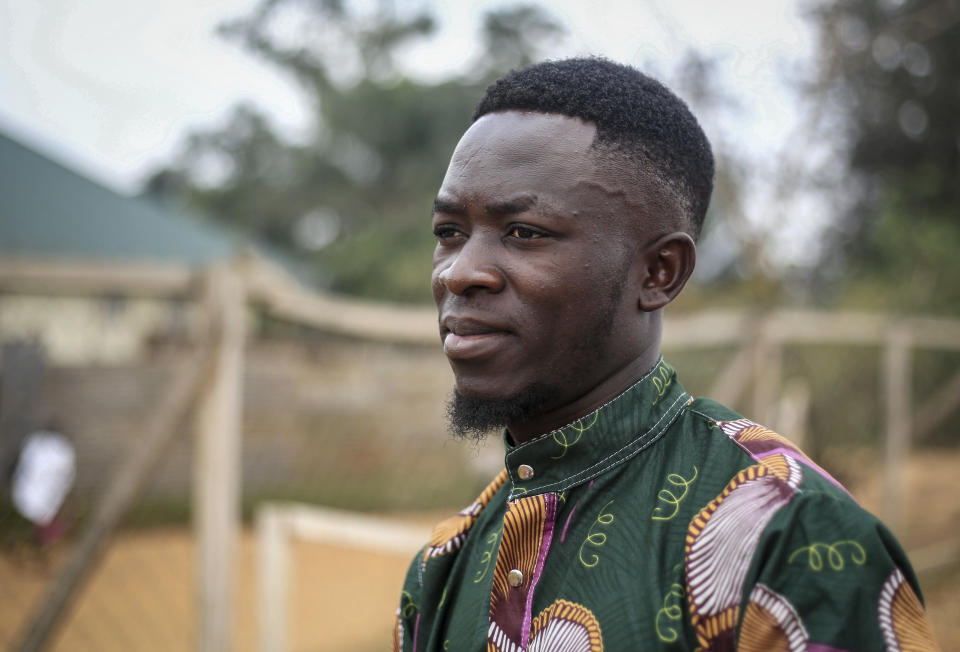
left=11, top=419, right=75, bottom=548
left=394, top=58, right=939, bottom=650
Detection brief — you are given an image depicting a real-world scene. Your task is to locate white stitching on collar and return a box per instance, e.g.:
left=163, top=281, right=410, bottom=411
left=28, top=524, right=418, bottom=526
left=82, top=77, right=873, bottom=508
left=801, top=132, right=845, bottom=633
left=507, top=391, right=689, bottom=500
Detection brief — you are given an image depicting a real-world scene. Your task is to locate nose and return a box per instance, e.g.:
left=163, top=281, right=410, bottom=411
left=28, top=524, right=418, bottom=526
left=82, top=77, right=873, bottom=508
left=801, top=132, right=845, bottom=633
left=434, top=237, right=506, bottom=296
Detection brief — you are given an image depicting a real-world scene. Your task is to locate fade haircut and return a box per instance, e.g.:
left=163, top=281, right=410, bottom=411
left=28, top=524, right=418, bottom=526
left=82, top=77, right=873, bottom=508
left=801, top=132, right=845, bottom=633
left=473, top=57, right=714, bottom=240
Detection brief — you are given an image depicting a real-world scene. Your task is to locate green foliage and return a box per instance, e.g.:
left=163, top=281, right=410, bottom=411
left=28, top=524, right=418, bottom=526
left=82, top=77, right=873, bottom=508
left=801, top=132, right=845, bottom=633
left=808, top=0, right=959, bottom=211
left=144, top=1, right=564, bottom=303
left=840, top=198, right=960, bottom=314
left=322, top=213, right=435, bottom=302
left=479, top=5, right=566, bottom=75
left=804, top=0, right=960, bottom=313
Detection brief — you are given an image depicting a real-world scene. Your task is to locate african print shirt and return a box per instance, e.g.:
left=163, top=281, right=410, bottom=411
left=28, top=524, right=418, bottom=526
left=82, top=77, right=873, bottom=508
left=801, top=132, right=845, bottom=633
left=394, top=359, right=939, bottom=651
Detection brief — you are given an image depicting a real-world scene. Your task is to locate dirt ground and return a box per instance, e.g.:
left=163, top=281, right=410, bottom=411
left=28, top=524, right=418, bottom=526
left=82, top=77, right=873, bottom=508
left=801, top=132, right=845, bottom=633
left=0, top=519, right=438, bottom=652
left=1, top=451, right=957, bottom=651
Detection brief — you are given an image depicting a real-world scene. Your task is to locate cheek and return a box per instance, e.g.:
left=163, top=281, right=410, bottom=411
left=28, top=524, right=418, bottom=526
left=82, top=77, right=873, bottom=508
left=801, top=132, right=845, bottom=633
left=557, top=264, right=614, bottom=302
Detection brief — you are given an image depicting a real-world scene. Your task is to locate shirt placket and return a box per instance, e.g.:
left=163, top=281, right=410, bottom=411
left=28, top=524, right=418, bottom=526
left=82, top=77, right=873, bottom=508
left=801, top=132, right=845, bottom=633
left=486, top=491, right=559, bottom=651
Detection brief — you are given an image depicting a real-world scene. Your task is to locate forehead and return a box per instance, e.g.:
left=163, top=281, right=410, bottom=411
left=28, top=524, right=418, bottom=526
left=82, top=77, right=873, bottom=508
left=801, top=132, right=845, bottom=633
left=451, top=111, right=598, bottom=168
left=439, top=111, right=605, bottom=205
left=436, top=111, right=681, bottom=245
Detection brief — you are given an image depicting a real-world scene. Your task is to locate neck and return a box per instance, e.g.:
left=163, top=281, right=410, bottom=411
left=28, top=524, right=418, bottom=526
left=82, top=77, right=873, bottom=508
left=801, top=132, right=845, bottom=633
left=506, top=339, right=662, bottom=444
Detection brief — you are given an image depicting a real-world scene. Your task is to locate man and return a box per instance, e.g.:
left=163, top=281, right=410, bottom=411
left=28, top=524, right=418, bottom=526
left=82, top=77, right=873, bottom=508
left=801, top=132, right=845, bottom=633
left=395, top=58, right=938, bottom=651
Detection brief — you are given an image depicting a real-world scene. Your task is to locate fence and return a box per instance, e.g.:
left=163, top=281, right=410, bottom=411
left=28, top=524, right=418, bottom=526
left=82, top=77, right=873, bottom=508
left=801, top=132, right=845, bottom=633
left=1, top=254, right=958, bottom=650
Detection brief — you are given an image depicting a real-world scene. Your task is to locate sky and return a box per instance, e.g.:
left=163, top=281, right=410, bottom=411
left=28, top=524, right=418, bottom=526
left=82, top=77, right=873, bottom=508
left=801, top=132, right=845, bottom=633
left=0, top=0, right=823, bottom=265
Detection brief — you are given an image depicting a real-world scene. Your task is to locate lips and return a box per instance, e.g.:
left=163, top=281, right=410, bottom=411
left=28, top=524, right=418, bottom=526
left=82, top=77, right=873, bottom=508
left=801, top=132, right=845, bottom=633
left=441, top=316, right=512, bottom=360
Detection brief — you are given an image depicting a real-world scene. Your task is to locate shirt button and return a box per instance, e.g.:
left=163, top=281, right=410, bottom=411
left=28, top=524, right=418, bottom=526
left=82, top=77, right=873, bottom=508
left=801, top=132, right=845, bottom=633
left=508, top=569, right=524, bottom=587
left=517, top=464, right=534, bottom=480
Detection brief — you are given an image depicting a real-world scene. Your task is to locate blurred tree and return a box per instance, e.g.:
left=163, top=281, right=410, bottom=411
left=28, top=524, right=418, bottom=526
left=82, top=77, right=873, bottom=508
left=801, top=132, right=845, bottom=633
left=476, top=5, right=565, bottom=78
left=144, top=1, right=564, bottom=302
left=803, top=0, right=960, bottom=313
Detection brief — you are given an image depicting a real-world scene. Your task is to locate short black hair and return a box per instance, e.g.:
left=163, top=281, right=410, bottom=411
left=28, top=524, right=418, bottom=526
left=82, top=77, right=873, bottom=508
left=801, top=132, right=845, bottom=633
left=473, top=57, right=714, bottom=239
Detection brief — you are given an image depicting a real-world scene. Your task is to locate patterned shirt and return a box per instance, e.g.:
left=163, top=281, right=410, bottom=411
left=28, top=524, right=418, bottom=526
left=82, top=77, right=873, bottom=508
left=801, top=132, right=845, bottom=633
left=394, top=359, right=939, bottom=651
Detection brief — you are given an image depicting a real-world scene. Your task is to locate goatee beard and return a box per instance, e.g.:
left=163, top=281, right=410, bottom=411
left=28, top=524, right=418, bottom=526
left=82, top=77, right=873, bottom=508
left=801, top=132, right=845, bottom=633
left=445, top=384, right=557, bottom=442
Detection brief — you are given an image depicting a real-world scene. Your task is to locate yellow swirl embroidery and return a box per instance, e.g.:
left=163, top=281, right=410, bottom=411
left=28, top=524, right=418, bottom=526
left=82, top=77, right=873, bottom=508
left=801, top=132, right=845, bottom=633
left=655, top=582, right=686, bottom=642
left=788, top=540, right=867, bottom=571
left=552, top=410, right=599, bottom=459
left=473, top=527, right=501, bottom=583
left=651, top=466, right=699, bottom=521
left=400, top=590, right=419, bottom=618
left=578, top=500, right=615, bottom=568
left=651, top=361, right=676, bottom=406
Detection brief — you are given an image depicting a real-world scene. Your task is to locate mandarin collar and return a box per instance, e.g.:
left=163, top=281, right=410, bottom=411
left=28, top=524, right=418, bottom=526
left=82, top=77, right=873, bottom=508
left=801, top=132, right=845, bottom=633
left=502, top=358, right=690, bottom=501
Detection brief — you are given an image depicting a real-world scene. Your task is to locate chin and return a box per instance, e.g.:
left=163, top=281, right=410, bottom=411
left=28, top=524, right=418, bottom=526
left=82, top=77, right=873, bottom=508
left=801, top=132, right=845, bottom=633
left=448, top=380, right=558, bottom=430
left=453, top=378, right=532, bottom=404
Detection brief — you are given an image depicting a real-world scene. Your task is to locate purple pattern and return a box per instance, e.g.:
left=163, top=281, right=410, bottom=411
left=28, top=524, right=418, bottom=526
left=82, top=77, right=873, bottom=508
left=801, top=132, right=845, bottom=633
left=560, top=502, right=578, bottom=544
left=522, top=492, right=558, bottom=644
left=722, top=419, right=856, bottom=501
left=758, top=448, right=854, bottom=499
left=412, top=612, right=421, bottom=651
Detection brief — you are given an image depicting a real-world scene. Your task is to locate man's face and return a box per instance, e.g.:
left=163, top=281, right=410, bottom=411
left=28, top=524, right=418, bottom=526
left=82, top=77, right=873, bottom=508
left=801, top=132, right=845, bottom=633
left=432, top=111, right=648, bottom=429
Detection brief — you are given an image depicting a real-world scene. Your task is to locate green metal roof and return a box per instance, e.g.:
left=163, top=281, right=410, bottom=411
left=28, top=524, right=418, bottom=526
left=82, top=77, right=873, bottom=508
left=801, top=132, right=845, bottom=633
left=0, top=131, right=244, bottom=264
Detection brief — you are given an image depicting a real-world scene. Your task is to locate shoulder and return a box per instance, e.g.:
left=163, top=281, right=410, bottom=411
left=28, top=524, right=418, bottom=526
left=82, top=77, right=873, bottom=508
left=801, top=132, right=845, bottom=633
left=676, top=403, right=934, bottom=649
left=683, top=398, right=846, bottom=492
left=686, top=396, right=743, bottom=424
left=679, top=400, right=873, bottom=577
left=736, top=481, right=936, bottom=650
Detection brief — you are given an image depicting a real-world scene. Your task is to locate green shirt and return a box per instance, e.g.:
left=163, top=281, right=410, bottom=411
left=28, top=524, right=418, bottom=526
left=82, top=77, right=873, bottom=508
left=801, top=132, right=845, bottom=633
left=394, top=359, right=938, bottom=651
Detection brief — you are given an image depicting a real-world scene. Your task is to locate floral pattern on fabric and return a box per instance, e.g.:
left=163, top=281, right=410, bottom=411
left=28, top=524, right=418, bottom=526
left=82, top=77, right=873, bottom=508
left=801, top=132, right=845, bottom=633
left=488, top=494, right=559, bottom=648
left=528, top=599, right=603, bottom=651
left=879, top=568, right=941, bottom=651
left=738, top=583, right=808, bottom=652
left=393, top=608, right=403, bottom=652
left=685, top=457, right=802, bottom=650
left=488, top=599, right=603, bottom=652
left=394, top=364, right=939, bottom=651
left=717, top=419, right=850, bottom=498
left=423, top=470, right=509, bottom=563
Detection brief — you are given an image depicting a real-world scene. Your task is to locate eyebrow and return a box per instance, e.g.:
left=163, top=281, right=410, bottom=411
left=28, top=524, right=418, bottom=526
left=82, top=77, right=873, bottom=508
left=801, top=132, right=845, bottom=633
left=432, top=197, right=466, bottom=215
left=486, top=195, right=537, bottom=216
left=432, top=194, right=538, bottom=217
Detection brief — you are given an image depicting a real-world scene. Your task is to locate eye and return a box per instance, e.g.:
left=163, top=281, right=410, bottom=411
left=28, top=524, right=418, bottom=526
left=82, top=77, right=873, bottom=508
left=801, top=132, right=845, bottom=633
left=433, top=225, right=464, bottom=241
left=507, top=225, right=545, bottom=240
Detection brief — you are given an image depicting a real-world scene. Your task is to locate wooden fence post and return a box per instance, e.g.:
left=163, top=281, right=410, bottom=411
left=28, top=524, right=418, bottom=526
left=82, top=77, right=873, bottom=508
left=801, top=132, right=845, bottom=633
left=257, top=506, right=289, bottom=652
left=883, top=326, right=912, bottom=535
left=194, top=263, right=246, bottom=652
left=751, top=321, right=782, bottom=425
left=255, top=503, right=433, bottom=652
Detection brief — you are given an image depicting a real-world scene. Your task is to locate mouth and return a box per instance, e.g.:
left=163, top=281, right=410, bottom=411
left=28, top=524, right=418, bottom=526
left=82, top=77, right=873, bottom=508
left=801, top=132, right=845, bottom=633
left=441, top=317, right=512, bottom=360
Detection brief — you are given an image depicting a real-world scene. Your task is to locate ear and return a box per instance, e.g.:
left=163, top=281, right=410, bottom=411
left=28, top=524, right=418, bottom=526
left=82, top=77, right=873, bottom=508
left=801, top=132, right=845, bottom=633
left=635, top=232, right=696, bottom=312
